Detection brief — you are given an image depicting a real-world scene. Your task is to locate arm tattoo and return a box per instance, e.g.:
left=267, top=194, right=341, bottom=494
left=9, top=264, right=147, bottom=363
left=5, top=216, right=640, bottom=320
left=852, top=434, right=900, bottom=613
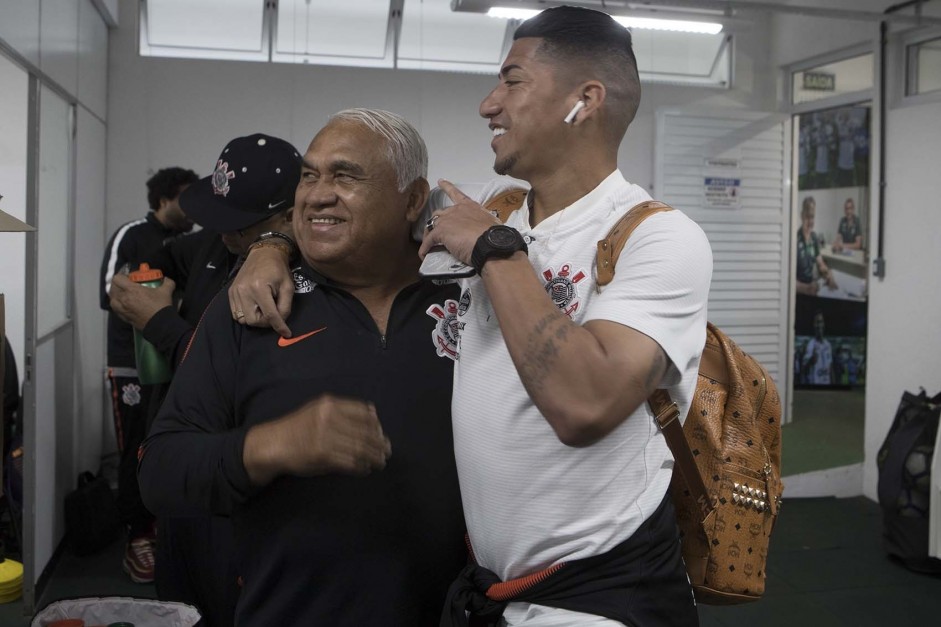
left=517, top=311, right=572, bottom=394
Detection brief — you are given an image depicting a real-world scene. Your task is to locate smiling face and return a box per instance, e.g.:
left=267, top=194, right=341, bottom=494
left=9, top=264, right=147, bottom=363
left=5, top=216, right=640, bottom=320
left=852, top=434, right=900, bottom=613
left=479, top=38, right=575, bottom=180
left=293, top=120, right=421, bottom=275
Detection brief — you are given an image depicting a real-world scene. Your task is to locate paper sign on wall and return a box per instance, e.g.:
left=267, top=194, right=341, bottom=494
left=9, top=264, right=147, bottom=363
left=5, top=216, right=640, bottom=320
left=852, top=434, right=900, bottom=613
left=704, top=176, right=742, bottom=208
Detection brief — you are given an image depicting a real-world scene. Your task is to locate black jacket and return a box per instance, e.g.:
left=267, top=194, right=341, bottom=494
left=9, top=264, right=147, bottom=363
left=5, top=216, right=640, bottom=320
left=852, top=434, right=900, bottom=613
left=99, top=213, right=188, bottom=369
left=142, top=229, right=236, bottom=368
left=139, top=263, right=466, bottom=627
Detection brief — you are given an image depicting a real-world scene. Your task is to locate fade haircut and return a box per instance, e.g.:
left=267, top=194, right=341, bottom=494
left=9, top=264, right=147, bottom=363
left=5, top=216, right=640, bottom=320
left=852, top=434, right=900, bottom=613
left=331, top=108, right=428, bottom=192
left=146, top=167, right=199, bottom=211
left=514, top=6, right=641, bottom=142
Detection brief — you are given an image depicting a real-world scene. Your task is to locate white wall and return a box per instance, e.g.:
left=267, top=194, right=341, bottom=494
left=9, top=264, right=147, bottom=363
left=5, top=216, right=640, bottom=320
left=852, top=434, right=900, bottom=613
left=0, top=0, right=110, bottom=603
left=864, top=95, right=941, bottom=499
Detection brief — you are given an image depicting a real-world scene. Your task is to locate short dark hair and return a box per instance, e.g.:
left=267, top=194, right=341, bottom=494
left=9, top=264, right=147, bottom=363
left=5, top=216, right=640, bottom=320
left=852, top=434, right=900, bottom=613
left=146, top=167, right=199, bottom=211
left=514, top=6, right=641, bottom=140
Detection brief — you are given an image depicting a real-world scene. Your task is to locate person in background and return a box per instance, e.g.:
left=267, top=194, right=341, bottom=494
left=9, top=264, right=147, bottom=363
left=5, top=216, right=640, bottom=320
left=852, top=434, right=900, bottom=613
left=109, top=134, right=300, bottom=627
left=139, top=110, right=466, bottom=626
left=802, top=311, right=834, bottom=385
left=796, top=196, right=837, bottom=296
left=832, top=197, right=863, bottom=252
left=99, top=166, right=197, bottom=584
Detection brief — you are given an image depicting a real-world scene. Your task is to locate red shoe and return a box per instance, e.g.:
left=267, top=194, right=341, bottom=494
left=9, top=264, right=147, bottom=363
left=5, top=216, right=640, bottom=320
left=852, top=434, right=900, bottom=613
left=122, top=536, right=155, bottom=583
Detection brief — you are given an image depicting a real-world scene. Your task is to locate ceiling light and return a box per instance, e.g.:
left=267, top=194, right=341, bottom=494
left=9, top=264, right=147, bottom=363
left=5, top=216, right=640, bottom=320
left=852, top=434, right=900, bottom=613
left=486, top=7, right=540, bottom=20
left=613, top=16, right=722, bottom=34
left=487, top=7, right=723, bottom=35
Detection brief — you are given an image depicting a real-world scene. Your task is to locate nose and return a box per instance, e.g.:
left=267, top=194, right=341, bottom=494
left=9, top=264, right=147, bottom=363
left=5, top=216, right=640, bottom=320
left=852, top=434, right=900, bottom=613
left=300, top=177, right=338, bottom=208
left=479, top=86, right=501, bottom=119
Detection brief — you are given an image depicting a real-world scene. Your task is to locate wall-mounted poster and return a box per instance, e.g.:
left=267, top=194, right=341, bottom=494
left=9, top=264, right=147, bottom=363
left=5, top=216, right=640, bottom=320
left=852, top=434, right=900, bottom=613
left=795, top=187, right=868, bottom=302
left=797, top=105, right=869, bottom=191
left=794, top=295, right=867, bottom=388
left=794, top=104, right=870, bottom=389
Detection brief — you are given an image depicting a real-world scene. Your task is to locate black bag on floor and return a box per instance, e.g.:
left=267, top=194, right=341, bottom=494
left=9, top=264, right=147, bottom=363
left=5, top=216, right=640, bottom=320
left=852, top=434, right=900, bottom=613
left=64, top=471, right=121, bottom=556
left=877, top=389, right=941, bottom=574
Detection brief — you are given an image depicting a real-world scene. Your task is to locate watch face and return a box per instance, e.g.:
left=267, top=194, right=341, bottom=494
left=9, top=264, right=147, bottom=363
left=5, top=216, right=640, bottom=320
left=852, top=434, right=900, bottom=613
left=488, top=225, right=519, bottom=249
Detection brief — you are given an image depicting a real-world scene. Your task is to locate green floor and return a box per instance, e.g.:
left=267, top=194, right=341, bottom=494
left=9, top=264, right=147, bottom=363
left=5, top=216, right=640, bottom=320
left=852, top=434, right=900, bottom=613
left=699, top=496, right=941, bottom=627
left=3, top=497, right=939, bottom=626
left=782, top=388, right=866, bottom=476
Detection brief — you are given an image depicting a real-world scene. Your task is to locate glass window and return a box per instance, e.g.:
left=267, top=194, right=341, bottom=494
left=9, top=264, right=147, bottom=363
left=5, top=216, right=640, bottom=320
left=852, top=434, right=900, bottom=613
left=792, top=54, right=874, bottom=105
left=632, top=30, right=730, bottom=86
left=908, top=36, right=941, bottom=96
left=37, top=86, right=73, bottom=337
left=398, top=0, right=508, bottom=73
left=275, top=0, right=390, bottom=64
left=136, top=1, right=733, bottom=86
left=145, top=0, right=265, bottom=53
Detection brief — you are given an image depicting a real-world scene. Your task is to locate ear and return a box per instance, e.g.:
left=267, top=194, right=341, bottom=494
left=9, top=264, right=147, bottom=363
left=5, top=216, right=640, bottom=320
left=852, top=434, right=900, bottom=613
left=404, top=177, right=431, bottom=223
left=571, top=81, right=606, bottom=126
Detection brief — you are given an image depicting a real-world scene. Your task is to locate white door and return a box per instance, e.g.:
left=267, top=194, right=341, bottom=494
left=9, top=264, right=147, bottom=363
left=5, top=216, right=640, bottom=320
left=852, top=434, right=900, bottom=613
left=655, top=109, right=791, bottom=416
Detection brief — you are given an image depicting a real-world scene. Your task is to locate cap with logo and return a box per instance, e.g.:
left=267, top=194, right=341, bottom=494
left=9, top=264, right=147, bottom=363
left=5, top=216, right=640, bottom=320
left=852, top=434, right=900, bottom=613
left=180, top=133, right=301, bottom=232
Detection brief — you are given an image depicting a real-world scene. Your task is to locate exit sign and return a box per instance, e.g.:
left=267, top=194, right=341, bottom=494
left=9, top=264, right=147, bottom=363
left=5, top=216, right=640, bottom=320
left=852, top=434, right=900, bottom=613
left=803, top=71, right=836, bottom=91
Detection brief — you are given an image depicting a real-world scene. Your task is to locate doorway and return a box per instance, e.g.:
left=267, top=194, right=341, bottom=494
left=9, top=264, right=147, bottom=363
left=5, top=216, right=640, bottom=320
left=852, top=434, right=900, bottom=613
left=784, top=49, right=874, bottom=479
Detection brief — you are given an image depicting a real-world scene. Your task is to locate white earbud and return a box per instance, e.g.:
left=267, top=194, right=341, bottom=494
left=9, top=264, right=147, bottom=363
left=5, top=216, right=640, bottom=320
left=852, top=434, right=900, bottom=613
left=563, top=100, right=586, bottom=124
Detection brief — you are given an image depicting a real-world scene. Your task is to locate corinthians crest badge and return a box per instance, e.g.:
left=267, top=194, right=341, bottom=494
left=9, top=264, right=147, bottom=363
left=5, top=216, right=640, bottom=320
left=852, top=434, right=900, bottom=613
left=426, top=299, right=461, bottom=360
left=212, top=159, right=236, bottom=197
left=542, top=263, right=586, bottom=318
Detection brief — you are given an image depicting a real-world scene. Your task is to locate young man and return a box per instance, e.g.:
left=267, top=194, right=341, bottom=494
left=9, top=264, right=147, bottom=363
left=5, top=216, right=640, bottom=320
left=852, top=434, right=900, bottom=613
left=99, top=166, right=197, bottom=583
left=229, top=8, right=712, bottom=625
left=802, top=311, right=834, bottom=386
left=833, top=197, right=863, bottom=252
left=138, top=110, right=466, bottom=626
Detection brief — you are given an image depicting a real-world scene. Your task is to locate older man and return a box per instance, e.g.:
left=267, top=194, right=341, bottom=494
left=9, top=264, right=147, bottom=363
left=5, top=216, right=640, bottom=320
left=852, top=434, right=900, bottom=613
left=139, top=110, right=466, bottom=626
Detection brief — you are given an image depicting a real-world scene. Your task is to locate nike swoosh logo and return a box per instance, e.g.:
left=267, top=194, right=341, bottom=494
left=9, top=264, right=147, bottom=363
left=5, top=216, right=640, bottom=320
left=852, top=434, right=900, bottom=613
left=206, top=262, right=216, bottom=269
left=268, top=200, right=286, bottom=210
left=277, top=327, right=327, bottom=347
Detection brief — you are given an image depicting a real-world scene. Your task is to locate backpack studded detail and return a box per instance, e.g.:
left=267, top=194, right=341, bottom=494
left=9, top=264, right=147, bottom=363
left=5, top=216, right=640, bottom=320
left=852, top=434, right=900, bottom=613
left=596, top=200, right=784, bottom=604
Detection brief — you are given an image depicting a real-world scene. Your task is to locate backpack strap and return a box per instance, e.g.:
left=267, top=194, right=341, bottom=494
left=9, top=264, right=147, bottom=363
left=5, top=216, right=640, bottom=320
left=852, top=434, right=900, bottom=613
left=595, top=200, right=673, bottom=288
left=594, top=199, right=715, bottom=521
left=649, top=390, right=715, bottom=521
left=484, top=188, right=528, bottom=223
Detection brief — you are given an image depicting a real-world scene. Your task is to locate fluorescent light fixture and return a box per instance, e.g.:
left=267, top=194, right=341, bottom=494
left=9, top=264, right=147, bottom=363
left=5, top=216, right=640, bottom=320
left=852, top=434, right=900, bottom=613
left=613, top=16, right=722, bottom=34
left=487, top=7, right=722, bottom=35
left=487, top=7, right=539, bottom=20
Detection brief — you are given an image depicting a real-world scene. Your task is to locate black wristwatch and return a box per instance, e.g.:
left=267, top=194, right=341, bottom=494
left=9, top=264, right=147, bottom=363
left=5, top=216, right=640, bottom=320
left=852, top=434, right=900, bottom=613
left=471, top=225, right=528, bottom=274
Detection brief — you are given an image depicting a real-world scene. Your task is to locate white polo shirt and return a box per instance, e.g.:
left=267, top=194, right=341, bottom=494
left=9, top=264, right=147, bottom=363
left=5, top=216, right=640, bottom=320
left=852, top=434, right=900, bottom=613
left=451, top=170, right=713, bottom=581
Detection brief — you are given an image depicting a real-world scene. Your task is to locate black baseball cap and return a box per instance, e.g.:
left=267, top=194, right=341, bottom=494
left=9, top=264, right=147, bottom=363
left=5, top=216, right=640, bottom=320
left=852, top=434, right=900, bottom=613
left=180, top=133, right=301, bottom=232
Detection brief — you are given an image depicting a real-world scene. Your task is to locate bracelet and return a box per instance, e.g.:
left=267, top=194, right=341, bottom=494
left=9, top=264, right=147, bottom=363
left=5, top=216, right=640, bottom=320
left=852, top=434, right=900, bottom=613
left=248, top=231, right=298, bottom=263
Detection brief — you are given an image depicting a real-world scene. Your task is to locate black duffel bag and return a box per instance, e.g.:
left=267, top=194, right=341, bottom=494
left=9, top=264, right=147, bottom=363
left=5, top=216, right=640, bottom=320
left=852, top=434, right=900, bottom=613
left=877, top=389, right=941, bottom=574
left=64, top=471, right=121, bottom=556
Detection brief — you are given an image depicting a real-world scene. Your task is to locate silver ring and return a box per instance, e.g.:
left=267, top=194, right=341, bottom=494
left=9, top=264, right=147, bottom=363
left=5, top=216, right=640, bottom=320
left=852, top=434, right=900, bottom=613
left=233, top=309, right=245, bottom=319
left=425, top=214, right=440, bottom=231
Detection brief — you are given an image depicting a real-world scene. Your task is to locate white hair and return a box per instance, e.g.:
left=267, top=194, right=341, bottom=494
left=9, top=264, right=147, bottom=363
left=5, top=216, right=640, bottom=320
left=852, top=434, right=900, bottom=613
left=330, top=108, right=428, bottom=192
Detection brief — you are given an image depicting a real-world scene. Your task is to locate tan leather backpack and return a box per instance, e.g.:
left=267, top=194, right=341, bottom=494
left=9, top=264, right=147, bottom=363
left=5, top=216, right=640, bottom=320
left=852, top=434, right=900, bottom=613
left=597, top=200, right=784, bottom=604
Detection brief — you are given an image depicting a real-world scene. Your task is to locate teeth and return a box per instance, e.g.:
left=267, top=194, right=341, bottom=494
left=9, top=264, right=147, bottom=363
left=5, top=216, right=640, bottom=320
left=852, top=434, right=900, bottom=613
left=309, top=217, right=341, bottom=225
left=492, top=128, right=506, bottom=137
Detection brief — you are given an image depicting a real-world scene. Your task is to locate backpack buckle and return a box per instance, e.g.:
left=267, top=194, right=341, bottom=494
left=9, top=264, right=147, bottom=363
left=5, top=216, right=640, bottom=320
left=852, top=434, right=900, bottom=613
left=654, top=402, right=681, bottom=430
